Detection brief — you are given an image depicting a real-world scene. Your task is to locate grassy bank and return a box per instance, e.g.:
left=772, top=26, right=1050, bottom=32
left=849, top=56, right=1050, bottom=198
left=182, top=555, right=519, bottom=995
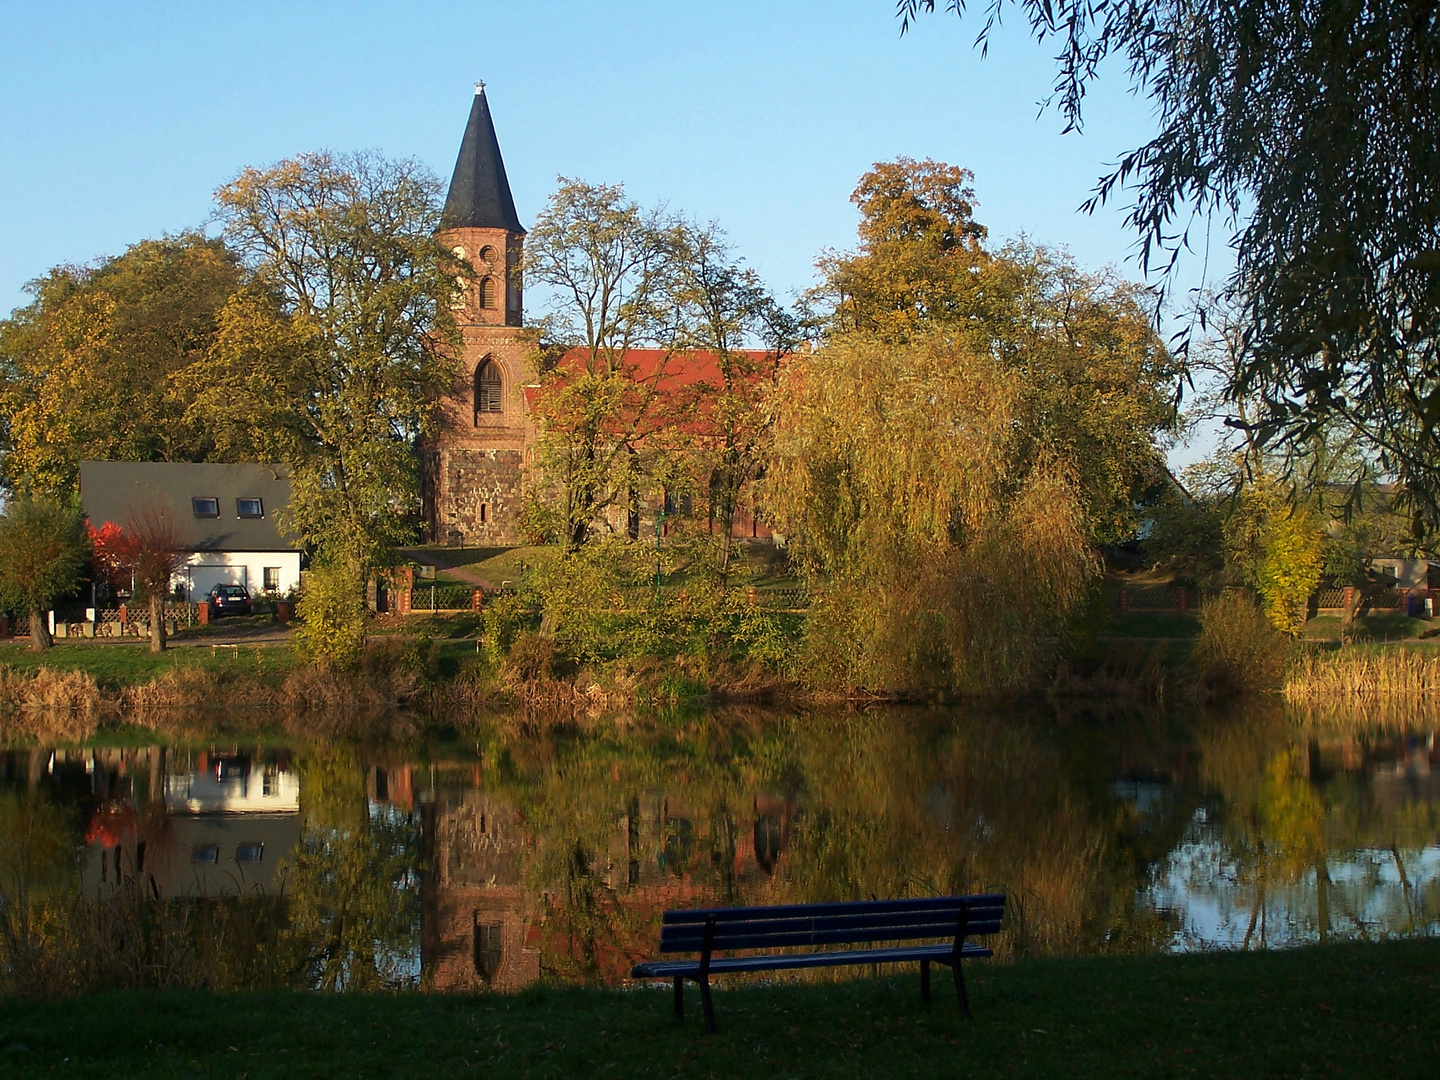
left=0, top=940, right=1433, bottom=1078
left=0, top=640, right=298, bottom=690
left=6, top=606, right=1440, bottom=719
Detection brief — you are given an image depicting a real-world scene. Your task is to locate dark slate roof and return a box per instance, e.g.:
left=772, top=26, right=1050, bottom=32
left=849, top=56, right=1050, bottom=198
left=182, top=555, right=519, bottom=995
left=441, top=84, right=525, bottom=233
left=79, top=461, right=299, bottom=552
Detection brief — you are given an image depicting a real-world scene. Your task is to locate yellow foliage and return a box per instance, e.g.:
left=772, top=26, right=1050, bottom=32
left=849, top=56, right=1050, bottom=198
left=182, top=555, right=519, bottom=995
left=767, top=332, right=1098, bottom=693
left=1255, top=507, right=1325, bottom=635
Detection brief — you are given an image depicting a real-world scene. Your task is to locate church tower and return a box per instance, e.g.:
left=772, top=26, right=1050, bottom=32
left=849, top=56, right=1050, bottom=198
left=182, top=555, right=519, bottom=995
left=429, top=83, right=532, bottom=545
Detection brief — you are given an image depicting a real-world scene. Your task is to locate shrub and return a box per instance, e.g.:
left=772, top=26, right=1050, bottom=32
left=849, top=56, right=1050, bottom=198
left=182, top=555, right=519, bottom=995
left=293, top=559, right=366, bottom=670
left=1189, top=590, right=1290, bottom=697
left=480, top=591, right=531, bottom=665
left=503, top=631, right=557, bottom=683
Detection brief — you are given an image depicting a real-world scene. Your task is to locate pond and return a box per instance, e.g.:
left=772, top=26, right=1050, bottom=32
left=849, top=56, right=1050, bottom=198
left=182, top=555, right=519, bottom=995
left=1, top=702, right=1437, bottom=992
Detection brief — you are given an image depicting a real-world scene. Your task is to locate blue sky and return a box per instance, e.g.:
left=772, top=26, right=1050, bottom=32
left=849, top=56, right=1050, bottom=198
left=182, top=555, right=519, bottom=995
left=1, top=0, right=1225, bottom=458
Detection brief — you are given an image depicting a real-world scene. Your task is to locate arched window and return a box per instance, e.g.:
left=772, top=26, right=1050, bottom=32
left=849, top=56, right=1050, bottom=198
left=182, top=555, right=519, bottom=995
left=479, top=277, right=497, bottom=309
left=479, top=245, right=498, bottom=264
left=474, top=358, right=503, bottom=420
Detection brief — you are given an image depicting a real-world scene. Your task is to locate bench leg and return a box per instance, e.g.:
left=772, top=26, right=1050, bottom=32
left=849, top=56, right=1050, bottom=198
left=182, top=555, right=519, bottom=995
left=699, top=975, right=716, bottom=1034
left=673, top=976, right=684, bottom=1019
left=921, top=959, right=931, bottom=1002
left=953, top=960, right=971, bottom=1019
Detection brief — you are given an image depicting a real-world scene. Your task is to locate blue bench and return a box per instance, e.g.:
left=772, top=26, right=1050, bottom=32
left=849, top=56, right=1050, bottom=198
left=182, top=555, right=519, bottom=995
left=631, top=893, right=1005, bottom=1032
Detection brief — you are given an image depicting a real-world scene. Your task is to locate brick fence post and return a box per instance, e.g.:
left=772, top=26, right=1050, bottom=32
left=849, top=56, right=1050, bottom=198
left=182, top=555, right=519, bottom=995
left=197, top=600, right=211, bottom=626
left=1175, top=587, right=1188, bottom=612
left=1118, top=587, right=1129, bottom=614
left=470, top=587, right=484, bottom=612
left=395, top=567, right=414, bottom=616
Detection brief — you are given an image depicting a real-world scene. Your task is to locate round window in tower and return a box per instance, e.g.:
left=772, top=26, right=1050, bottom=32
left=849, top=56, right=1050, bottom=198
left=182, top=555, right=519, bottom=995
left=479, top=245, right=498, bottom=264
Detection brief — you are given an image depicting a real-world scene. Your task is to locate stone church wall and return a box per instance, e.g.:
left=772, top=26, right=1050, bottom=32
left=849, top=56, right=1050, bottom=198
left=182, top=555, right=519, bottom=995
left=437, top=447, right=525, bottom=547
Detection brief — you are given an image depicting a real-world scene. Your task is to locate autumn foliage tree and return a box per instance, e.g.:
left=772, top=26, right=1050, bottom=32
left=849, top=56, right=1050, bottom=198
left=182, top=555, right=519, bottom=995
left=672, top=224, right=796, bottom=578
left=197, top=151, right=465, bottom=666
left=0, top=234, right=248, bottom=498
left=87, top=521, right=140, bottom=600
left=522, top=179, right=689, bottom=550
left=768, top=333, right=1098, bottom=693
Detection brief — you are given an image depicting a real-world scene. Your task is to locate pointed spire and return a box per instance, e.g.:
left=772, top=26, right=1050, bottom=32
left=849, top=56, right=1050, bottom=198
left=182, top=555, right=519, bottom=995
left=441, top=83, right=524, bottom=233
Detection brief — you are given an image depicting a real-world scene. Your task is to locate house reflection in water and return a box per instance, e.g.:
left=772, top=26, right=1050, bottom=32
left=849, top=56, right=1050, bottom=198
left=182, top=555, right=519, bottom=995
left=77, top=747, right=301, bottom=898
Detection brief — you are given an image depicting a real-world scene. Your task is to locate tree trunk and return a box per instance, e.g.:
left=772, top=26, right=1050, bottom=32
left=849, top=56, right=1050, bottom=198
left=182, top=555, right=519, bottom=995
left=28, top=608, right=52, bottom=651
left=149, top=592, right=166, bottom=653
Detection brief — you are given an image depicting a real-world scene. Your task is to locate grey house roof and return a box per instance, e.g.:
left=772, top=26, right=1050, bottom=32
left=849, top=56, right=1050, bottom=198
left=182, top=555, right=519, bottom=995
left=441, top=84, right=525, bottom=233
left=79, top=461, right=299, bottom=552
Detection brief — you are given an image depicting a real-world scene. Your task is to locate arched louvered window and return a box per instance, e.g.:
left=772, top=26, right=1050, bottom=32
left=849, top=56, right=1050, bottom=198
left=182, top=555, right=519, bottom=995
left=479, top=276, right=498, bottom=309
left=474, top=359, right=503, bottom=420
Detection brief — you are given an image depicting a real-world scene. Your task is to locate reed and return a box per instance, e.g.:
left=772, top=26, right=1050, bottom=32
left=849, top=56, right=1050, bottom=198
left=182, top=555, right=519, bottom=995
left=1284, top=648, right=1440, bottom=710
left=0, top=667, right=102, bottom=741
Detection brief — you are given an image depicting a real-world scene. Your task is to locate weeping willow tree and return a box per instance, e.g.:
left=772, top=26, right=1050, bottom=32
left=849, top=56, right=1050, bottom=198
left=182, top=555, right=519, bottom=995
left=767, top=333, right=1098, bottom=694
left=771, top=159, right=1175, bottom=695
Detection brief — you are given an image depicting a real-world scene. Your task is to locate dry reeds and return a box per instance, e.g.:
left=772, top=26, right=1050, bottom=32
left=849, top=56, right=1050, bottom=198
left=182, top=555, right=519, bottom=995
left=0, top=668, right=102, bottom=741
left=121, top=665, right=278, bottom=722
left=1049, top=640, right=1171, bottom=700
left=1284, top=649, right=1440, bottom=711
left=0, top=887, right=208, bottom=995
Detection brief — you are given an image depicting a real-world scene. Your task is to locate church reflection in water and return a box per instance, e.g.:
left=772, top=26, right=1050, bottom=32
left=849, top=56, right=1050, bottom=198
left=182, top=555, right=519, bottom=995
left=3, top=705, right=1438, bottom=991
left=417, top=766, right=796, bottom=990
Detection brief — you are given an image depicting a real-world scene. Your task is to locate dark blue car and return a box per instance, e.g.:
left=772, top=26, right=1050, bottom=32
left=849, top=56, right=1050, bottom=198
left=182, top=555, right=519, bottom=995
left=207, top=584, right=253, bottom=617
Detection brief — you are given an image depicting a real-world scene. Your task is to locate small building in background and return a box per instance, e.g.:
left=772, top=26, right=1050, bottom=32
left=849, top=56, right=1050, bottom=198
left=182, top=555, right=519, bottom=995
left=79, top=460, right=302, bottom=600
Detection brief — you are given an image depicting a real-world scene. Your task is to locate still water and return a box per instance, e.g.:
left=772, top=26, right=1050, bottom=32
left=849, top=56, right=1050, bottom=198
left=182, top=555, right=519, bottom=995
left=1, top=704, right=1437, bottom=991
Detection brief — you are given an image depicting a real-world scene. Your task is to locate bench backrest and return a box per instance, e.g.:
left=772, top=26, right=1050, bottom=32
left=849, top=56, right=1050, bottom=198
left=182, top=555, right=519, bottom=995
left=657, top=893, right=1005, bottom=954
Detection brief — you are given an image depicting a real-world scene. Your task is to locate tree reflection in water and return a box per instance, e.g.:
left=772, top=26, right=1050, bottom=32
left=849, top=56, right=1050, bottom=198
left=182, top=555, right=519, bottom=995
left=0, top=701, right=1436, bottom=993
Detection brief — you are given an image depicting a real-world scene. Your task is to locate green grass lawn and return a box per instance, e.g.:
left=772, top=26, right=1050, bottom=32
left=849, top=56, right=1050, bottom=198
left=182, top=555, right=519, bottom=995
left=0, top=940, right=1434, bottom=1078
left=408, top=544, right=549, bottom=587
left=1303, top=612, right=1440, bottom=642
left=0, top=640, right=298, bottom=689
left=1105, top=611, right=1202, bottom=639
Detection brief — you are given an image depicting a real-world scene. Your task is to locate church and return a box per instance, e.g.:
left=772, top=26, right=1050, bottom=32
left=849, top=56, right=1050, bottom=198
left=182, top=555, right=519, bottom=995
left=423, top=83, right=535, bottom=546
left=424, top=85, right=773, bottom=547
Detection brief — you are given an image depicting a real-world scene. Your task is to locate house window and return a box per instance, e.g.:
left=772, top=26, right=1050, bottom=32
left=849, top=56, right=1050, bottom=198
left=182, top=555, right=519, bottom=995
left=474, top=359, right=503, bottom=419
left=192, top=497, right=220, bottom=518
left=237, top=498, right=264, bottom=518
left=191, top=843, right=220, bottom=864
left=479, top=276, right=498, bottom=309
left=236, top=842, right=264, bottom=864
left=263, top=567, right=280, bottom=591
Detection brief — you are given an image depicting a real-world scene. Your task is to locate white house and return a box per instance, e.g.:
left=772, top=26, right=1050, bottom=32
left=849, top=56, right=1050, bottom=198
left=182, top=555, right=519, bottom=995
left=79, top=461, right=303, bottom=600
